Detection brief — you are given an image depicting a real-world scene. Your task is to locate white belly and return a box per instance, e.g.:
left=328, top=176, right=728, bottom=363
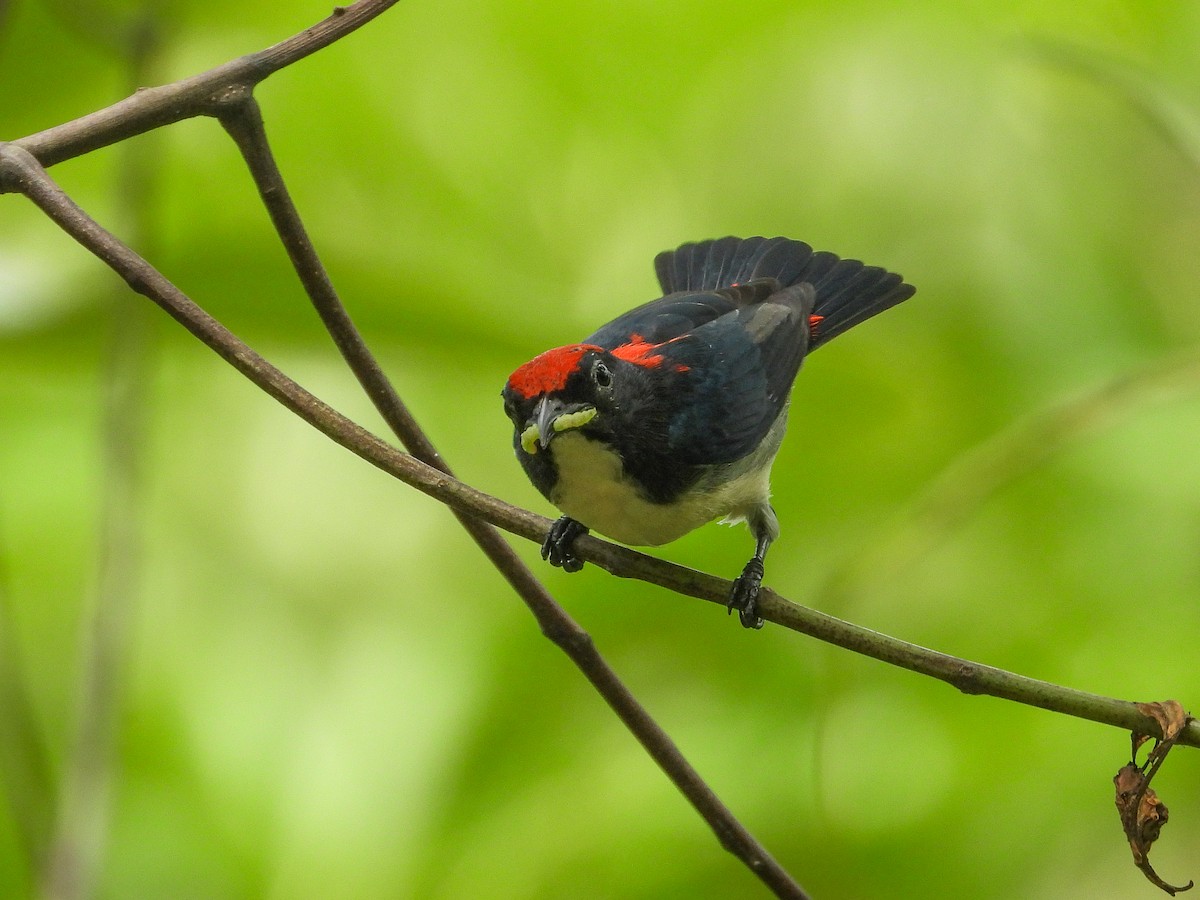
left=547, top=432, right=773, bottom=547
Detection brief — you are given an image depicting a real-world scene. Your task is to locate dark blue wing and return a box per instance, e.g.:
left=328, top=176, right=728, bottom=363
left=654, top=284, right=815, bottom=465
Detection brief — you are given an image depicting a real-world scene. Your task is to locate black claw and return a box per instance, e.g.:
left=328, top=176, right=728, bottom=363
left=728, top=557, right=765, bottom=630
left=542, top=516, right=589, bottom=572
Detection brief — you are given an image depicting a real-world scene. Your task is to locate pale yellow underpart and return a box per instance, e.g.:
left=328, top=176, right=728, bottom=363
left=548, top=431, right=776, bottom=547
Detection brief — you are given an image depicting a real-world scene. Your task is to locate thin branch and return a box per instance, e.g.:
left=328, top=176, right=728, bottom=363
left=3, top=143, right=1197, bottom=762
left=2, top=0, right=401, bottom=172
left=214, top=98, right=452, bottom=470
left=0, top=144, right=809, bottom=900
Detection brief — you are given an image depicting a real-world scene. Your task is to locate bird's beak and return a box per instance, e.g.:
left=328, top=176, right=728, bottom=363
left=534, top=397, right=566, bottom=450
left=521, top=398, right=597, bottom=454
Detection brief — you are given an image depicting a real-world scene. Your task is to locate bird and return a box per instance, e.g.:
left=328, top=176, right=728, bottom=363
left=501, top=236, right=915, bottom=628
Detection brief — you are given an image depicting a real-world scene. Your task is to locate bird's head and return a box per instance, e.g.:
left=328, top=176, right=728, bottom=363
left=503, top=333, right=693, bottom=462
left=501, top=343, right=622, bottom=456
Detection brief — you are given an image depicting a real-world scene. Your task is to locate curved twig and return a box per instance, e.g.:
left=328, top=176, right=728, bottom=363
left=3, top=0, right=402, bottom=173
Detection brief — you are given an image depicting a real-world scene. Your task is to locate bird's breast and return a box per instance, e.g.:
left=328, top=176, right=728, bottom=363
left=546, top=432, right=772, bottom=547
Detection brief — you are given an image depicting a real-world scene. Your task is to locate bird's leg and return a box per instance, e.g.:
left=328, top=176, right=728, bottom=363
left=542, top=516, right=589, bottom=573
left=728, top=508, right=776, bottom=629
left=728, top=540, right=768, bottom=629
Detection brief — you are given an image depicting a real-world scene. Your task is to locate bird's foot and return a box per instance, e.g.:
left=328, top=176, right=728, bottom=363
left=728, top=557, right=765, bottom=629
left=542, top=516, right=589, bottom=573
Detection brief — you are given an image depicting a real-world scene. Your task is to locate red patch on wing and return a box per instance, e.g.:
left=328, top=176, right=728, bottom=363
left=808, top=314, right=824, bottom=339
left=506, top=343, right=600, bottom=399
left=610, top=333, right=665, bottom=367
left=612, top=333, right=690, bottom=373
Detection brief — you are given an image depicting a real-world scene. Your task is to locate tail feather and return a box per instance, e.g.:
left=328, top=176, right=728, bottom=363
left=725, top=237, right=767, bottom=284
left=808, top=268, right=910, bottom=349
left=669, top=241, right=700, bottom=291
left=656, top=236, right=810, bottom=293
left=796, top=251, right=842, bottom=291
left=655, top=236, right=914, bottom=351
left=702, top=237, right=736, bottom=290
left=747, top=238, right=811, bottom=286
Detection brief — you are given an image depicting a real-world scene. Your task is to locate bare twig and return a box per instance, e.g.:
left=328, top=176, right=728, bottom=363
left=3, top=0, right=401, bottom=172
left=214, top=98, right=450, bottom=467
left=2, top=143, right=1197, bottom=761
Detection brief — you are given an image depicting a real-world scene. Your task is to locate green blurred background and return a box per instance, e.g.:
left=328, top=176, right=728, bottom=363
left=3, top=0, right=1200, bottom=897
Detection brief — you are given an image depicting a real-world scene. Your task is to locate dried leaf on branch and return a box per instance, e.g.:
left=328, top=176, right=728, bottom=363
left=1113, top=700, right=1195, bottom=895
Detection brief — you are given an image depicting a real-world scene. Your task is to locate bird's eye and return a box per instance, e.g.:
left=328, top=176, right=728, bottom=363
left=592, top=362, right=613, bottom=388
